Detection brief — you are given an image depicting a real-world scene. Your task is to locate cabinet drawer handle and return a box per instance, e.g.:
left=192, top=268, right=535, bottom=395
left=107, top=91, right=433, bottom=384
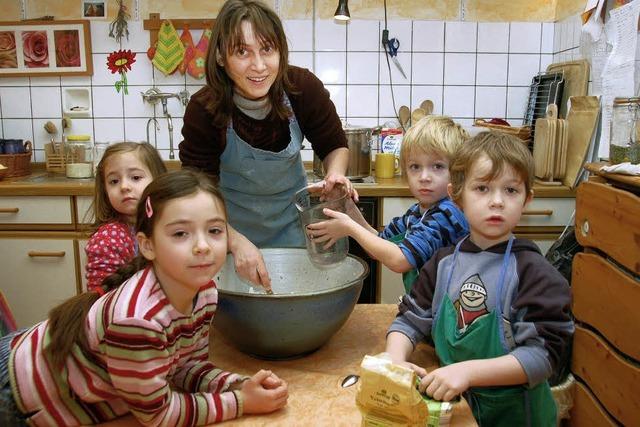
left=0, top=208, right=19, bottom=214
left=522, top=210, right=553, bottom=216
left=28, top=251, right=66, bottom=258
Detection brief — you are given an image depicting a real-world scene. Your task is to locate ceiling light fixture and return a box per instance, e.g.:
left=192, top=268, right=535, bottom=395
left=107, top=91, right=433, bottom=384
left=334, top=0, right=350, bottom=21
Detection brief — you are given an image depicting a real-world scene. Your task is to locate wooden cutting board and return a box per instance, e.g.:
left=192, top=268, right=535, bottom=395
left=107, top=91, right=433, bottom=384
left=556, top=118, right=569, bottom=178
left=546, top=59, right=590, bottom=119
left=562, top=96, right=600, bottom=188
left=533, top=105, right=557, bottom=180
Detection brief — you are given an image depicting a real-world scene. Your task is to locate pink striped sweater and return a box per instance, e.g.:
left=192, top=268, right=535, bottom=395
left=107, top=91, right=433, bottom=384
left=9, top=266, right=245, bottom=426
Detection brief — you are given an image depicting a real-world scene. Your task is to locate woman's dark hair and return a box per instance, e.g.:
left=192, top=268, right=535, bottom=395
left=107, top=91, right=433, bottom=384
left=204, top=0, right=295, bottom=127
left=46, top=170, right=225, bottom=367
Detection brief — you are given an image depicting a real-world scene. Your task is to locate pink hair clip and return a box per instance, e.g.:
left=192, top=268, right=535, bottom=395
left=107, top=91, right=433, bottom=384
left=145, top=196, right=153, bottom=218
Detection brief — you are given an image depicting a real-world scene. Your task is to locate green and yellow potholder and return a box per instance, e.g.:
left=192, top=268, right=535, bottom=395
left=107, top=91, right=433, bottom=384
left=152, top=20, right=185, bottom=75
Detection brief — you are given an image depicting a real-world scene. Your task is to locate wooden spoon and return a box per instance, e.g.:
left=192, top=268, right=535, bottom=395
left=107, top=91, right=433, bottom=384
left=420, top=100, right=434, bottom=115
left=398, top=105, right=410, bottom=129
left=411, top=108, right=426, bottom=125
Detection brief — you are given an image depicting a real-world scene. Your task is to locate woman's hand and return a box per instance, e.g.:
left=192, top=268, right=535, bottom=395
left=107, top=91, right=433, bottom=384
left=321, top=147, right=359, bottom=202
left=242, top=370, right=289, bottom=414
left=418, top=363, right=470, bottom=402
left=227, top=225, right=272, bottom=291
left=323, top=172, right=359, bottom=202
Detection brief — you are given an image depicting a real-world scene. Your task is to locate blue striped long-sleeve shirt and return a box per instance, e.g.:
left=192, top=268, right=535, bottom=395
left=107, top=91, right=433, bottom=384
left=379, top=198, right=469, bottom=270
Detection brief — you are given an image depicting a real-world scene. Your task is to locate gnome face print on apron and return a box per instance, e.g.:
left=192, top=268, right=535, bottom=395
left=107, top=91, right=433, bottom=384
left=432, top=236, right=557, bottom=427
left=218, top=93, right=307, bottom=248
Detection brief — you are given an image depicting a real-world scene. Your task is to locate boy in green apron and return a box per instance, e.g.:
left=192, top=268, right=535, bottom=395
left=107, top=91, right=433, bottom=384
left=385, top=131, right=574, bottom=427
left=307, top=116, right=469, bottom=294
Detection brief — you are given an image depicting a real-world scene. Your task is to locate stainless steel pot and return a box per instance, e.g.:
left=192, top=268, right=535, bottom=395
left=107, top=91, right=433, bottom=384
left=313, top=125, right=381, bottom=179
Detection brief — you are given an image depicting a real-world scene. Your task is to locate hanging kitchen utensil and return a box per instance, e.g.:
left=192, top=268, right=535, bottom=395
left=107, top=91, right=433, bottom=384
left=398, top=106, right=410, bottom=129
left=385, top=37, right=407, bottom=79
left=419, top=100, right=434, bottom=115
left=411, top=108, right=426, bottom=125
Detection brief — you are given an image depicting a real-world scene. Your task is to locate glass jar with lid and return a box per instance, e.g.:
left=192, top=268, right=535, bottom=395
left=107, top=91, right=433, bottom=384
left=610, top=97, right=640, bottom=164
left=65, top=134, right=93, bottom=178
left=93, top=141, right=110, bottom=174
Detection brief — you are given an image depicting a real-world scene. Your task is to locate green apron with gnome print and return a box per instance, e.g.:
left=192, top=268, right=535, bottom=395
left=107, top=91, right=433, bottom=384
left=432, top=236, right=557, bottom=427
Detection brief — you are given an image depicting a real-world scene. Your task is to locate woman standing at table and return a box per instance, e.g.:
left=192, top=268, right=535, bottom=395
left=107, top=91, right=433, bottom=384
left=180, top=0, right=353, bottom=287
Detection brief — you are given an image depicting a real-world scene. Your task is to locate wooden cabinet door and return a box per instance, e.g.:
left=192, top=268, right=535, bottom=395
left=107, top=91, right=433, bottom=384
left=576, top=181, right=640, bottom=274
left=0, top=237, right=78, bottom=328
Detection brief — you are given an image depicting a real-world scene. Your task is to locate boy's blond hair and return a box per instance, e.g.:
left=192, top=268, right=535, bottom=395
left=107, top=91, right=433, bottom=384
left=399, top=115, right=468, bottom=178
left=449, top=131, right=534, bottom=206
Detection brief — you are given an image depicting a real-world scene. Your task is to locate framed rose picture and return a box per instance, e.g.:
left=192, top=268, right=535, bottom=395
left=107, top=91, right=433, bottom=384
left=0, top=20, right=92, bottom=77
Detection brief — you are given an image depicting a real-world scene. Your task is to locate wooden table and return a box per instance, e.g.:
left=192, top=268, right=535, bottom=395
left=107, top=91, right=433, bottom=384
left=209, top=304, right=477, bottom=426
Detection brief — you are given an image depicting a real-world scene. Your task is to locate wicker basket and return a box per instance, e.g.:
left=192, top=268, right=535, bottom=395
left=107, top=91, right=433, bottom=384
left=45, top=142, right=66, bottom=173
left=473, top=119, right=532, bottom=141
left=0, top=141, right=32, bottom=178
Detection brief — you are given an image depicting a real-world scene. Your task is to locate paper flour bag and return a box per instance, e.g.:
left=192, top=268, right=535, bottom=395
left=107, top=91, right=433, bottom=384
left=356, top=353, right=428, bottom=426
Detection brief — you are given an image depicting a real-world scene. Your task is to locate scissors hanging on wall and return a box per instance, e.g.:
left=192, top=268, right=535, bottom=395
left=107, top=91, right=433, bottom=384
left=384, top=36, right=407, bottom=80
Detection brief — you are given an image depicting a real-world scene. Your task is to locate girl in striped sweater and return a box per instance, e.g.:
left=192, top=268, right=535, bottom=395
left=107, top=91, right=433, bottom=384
left=0, top=170, right=288, bottom=426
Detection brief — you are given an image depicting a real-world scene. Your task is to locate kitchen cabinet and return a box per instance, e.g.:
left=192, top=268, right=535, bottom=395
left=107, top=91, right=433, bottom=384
left=0, top=237, right=78, bottom=328
left=0, top=195, right=82, bottom=328
left=570, top=171, right=640, bottom=426
left=348, top=197, right=378, bottom=303
left=378, top=195, right=575, bottom=304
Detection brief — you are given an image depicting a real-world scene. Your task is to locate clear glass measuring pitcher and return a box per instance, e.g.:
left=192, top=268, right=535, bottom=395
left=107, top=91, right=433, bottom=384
left=294, top=184, right=349, bottom=268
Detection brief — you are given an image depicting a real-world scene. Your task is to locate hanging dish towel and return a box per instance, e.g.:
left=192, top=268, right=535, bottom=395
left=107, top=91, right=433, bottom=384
left=152, top=20, right=185, bottom=76
left=187, top=28, right=212, bottom=80
left=178, top=25, right=195, bottom=75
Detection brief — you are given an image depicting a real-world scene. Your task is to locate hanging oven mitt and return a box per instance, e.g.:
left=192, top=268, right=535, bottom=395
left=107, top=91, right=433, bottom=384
left=187, top=28, right=212, bottom=80
left=178, top=25, right=195, bottom=75
left=152, top=20, right=185, bottom=76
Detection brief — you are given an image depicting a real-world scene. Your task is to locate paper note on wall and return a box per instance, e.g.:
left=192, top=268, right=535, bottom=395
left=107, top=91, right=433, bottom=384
left=596, top=0, right=640, bottom=159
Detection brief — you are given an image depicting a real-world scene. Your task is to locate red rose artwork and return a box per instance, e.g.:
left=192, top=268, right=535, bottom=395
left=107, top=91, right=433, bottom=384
left=22, top=31, right=49, bottom=68
left=0, top=31, right=18, bottom=69
left=54, top=30, right=81, bottom=67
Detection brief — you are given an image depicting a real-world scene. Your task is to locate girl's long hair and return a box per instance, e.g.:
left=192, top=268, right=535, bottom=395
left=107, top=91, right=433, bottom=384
left=203, top=0, right=295, bottom=127
left=90, top=142, right=167, bottom=227
left=47, top=170, right=225, bottom=367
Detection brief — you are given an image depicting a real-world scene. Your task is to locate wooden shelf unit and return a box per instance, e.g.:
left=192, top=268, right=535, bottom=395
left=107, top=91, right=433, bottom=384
left=143, top=13, right=215, bottom=47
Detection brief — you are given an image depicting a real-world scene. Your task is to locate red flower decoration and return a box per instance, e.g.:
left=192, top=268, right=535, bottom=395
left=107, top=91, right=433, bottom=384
left=106, top=49, right=136, bottom=74
left=106, top=49, right=136, bottom=94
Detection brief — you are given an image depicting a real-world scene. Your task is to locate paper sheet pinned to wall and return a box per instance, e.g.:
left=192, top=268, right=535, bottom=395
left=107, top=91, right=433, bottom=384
left=581, top=0, right=640, bottom=159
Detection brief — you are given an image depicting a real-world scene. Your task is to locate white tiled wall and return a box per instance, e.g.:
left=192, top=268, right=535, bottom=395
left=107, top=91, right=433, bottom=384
left=0, top=18, right=572, bottom=162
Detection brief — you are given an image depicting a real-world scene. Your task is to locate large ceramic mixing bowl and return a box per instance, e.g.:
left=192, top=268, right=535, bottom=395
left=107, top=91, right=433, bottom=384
left=214, top=248, right=368, bottom=359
